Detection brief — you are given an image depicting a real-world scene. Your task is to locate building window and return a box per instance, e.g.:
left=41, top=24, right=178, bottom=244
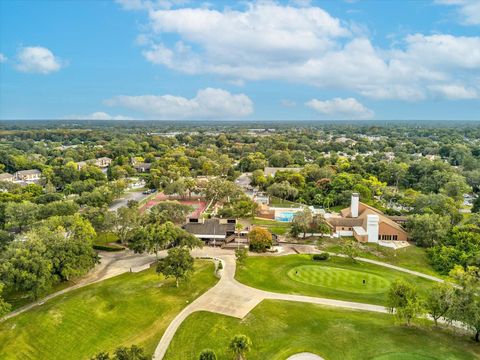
left=393, top=235, right=398, bottom=241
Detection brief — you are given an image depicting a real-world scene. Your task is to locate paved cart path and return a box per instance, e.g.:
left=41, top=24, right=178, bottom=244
left=153, top=248, right=388, bottom=359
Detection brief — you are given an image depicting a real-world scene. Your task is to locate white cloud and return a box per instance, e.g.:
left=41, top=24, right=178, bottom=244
left=0, top=53, right=7, bottom=63
left=306, top=97, right=374, bottom=119
left=104, top=87, right=253, bottom=119
left=64, top=112, right=134, bottom=120
left=122, top=1, right=480, bottom=101
left=16, top=46, right=63, bottom=74
left=436, top=0, right=480, bottom=25
left=428, top=84, right=479, bottom=99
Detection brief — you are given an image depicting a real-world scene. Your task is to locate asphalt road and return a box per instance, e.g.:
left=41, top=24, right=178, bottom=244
left=108, top=190, right=151, bottom=211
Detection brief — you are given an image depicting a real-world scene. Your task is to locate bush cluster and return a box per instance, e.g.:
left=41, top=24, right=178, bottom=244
left=313, top=252, right=330, bottom=261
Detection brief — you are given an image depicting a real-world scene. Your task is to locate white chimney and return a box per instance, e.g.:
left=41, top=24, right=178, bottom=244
left=367, top=214, right=379, bottom=243
left=351, top=193, right=359, bottom=218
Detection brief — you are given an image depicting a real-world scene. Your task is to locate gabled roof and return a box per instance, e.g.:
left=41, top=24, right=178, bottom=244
left=340, top=202, right=384, bottom=218
left=340, top=202, right=407, bottom=235
left=0, top=173, right=14, bottom=180
left=15, top=169, right=41, bottom=176
left=326, top=217, right=363, bottom=227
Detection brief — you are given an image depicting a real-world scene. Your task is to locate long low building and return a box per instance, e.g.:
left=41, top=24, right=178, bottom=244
left=182, top=218, right=237, bottom=245
left=326, top=193, right=409, bottom=243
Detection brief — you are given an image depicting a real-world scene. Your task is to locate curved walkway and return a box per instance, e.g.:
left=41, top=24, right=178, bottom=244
left=153, top=248, right=387, bottom=360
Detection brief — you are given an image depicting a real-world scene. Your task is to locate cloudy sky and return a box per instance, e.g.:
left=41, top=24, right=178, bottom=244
left=1, top=0, right=479, bottom=120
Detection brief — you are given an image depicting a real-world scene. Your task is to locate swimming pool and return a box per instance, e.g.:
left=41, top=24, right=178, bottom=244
left=275, top=211, right=296, bottom=222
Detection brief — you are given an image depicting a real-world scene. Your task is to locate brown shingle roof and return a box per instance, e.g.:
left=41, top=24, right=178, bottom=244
left=326, top=217, right=363, bottom=227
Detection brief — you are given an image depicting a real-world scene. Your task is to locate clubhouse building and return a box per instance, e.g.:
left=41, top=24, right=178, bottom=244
left=326, top=193, right=409, bottom=245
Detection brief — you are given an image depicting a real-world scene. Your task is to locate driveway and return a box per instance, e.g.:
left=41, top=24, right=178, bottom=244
left=108, top=191, right=151, bottom=211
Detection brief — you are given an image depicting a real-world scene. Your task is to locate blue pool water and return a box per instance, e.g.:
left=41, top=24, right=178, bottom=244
left=275, top=211, right=295, bottom=222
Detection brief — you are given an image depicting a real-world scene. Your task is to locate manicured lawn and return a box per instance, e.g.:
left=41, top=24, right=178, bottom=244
left=93, top=232, right=119, bottom=246
left=236, top=255, right=435, bottom=305
left=318, top=237, right=443, bottom=278
left=0, top=261, right=217, bottom=360
left=269, top=196, right=304, bottom=208
left=287, top=265, right=390, bottom=294
left=164, top=300, right=479, bottom=360
left=250, top=217, right=291, bottom=235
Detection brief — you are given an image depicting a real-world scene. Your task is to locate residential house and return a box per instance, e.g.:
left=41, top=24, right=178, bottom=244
left=133, top=162, right=152, bottom=173
left=14, top=169, right=42, bottom=182
left=326, top=193, right=409, bottom=244
left=95, top=157, right=112, bottom=168
left=77, top=157, right=112, bottom=171
left=0, top=173, right=14, bottom=182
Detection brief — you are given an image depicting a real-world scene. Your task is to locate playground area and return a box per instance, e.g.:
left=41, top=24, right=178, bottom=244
left=140, top=193, right=208, bottom=218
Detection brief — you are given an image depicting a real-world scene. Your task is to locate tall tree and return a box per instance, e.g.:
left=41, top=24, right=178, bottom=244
left=387, top=280, right=424, bottom=326
left=0, top=282, right=11, bottom=317
left=156, top=247, right=194, bottom=287
left=0, top=238, right=53, bottom=300
left=425, top=283, right=453, bottom=326
left=406, top=214, right=451, bottom=247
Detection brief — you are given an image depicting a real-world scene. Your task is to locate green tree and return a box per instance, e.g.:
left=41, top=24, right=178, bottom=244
left=156, top=247, right=194, bottom=287
left=148, top=201, right=193, bottom=225
left=202, top=178, right=242, bottom=203
left=0, top=282, right=11, bottom=317
left=199, top=349, right=217, bottom=360
left=267, top=181, right=298, bottom=200
left=291, top=208, right=313, bottom=238
left=425, top=283, right=453, bottom=326
left=91, top=345, right=149, bottom=360
left=113, top=345, right=149, bottom=360
left=229, top=334, right=252, bottom=360
left=0, top=238, right=53, bottom=299
left=130, top=221, right=202, bottom=259
left=248, top=227, right=272, bottom=252
left=449, top=266, right=480, bottom=342
left=113, top=205, right=142, bottom=244
left=341, top=239, right=360, bottom=262
left=406, top=214, right=451, bottom=247
left=235, top=247, right=249, bottom=267
left=36, top=222, right=98, bottom=282
left=387, top=280, right=424, bottom=326
left=4, top=201, right=39, bottom=231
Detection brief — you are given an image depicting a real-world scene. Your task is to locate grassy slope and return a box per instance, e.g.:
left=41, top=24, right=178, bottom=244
left=0, top=261, right=217, bottom=360
left=165, top=300, right=479, bottom=360
left=236, top=255, right=434, bottom=305
left=250, top=217, right=291, bottom=235
left=319, top=237, right=443, bottom=278
left=269, top=196, right=304, bottom=208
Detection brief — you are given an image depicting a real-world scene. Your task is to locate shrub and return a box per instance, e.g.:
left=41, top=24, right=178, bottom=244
left=248, top=227, right=273, bottom=252
left=93, top=244, right=125, bottom=252
left=313, top=253, right=329, bottom=261
left=199, top=349, right=217, bottom=360
left=217, top=261, right=223, bottom=270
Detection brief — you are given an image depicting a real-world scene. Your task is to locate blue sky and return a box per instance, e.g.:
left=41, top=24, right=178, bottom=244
left=0, top=0, right=479, bottom=121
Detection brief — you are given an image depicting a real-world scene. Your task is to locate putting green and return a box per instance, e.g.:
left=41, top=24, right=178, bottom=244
left=287, top=265, right=391, bottom=294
